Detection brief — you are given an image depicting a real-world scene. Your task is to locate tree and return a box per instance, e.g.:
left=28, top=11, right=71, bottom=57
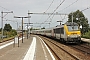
left=4, top=24, right=12, bottom=31
left=0, top=28, right=1, bottom=34
left=68, top=10, right=89, bottom=34
left=41, top=27, right=45, bottom=29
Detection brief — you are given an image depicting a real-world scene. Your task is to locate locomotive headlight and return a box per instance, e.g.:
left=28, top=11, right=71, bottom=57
left=78, top=35, right=81, bottom=36
left=68, top=35, right=70, bottom=36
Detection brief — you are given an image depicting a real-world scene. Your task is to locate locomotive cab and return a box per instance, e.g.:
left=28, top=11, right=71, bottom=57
left=64, top=22, right=81, bottom=43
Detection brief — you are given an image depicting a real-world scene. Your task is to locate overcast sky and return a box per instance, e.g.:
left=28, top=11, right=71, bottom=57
left=0, top=0, right=90, bottom=29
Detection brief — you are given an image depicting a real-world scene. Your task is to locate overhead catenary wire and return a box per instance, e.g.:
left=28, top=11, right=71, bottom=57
left=43, top=0, right=66, bottom=28
left=0, top=5, right=12, bottom=17
left=81, top=7, right=90, bottom=12
left=40, top=0, right=65, bottom=26
left=44, top=0, right=55, bottom=13
left=34, top=0, right=55, bottom=27
left=53, top=0, right=65, bottom=13
left=0, top=5, right=10, bottom=11
left=48, top=0, right=79, bottom=27
left=30, top=0, right=66, bottom=28
left=58, top=0, right=78, bottom=12
left=50, top=0, right=79, bottom=20
left=35, top=0, right=90, bottom=28
left=0, top=5, right=14, bottom=20
left=0, top=5, right=16, bottom=29
left=48, top=0, right=79, bottom=24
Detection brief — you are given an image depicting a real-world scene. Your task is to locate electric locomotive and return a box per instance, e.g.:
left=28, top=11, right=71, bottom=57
left=53, top=22, right=81, bottom=43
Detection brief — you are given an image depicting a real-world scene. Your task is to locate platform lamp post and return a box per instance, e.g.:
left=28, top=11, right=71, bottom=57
left=1, top=11, right=13, bottom=41
left=14, top=16, right=30, bottom=43
left=24, top=23, right=33, bottom=39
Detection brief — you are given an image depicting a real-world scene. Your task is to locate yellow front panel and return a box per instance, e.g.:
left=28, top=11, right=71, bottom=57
left=64, top=24, right=81, bottom=36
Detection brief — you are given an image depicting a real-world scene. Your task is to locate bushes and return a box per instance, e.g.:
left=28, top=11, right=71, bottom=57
left=10, top=29, right=17, bottom=36
left=82, top=30, right=90, bottom=39
left=3, top=24, right=17, bottom=37
left=4, top=29, right=17, bottom=37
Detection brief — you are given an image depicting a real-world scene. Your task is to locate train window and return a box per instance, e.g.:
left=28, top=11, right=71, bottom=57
left=61, top=28, right=64, bottom=34
left=45, top=30, right=51, bottom=33
left=67, top=25, right=79, bottom=31
left=54, top=28, right=64, bottom=34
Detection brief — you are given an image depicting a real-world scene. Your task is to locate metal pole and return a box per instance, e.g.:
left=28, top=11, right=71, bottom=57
left=17, top=21, right=18, bottom=30
left=1, top=11, right=3, bottom=41
left=22, top=17, right=23, bottom=43
left=28, top=11, right=30, bottom=37
left=18, top=36, right=19, bottom=47
left=27, top=24, right=28, bottom=39
left=49, top=23, right=50, bottom=28
left=60, top=21, right=62, bottom=39
left=14, top=16, right=30, bottom=43
left=1, top=11, right=13, bottom=41
left=72, top=12, right=73, bottom=23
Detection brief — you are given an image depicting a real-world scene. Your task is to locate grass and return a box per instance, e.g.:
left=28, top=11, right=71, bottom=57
left=0, top=36, right=15, bottom=42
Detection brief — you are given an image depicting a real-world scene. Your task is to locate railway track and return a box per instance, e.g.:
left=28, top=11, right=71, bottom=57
left=44, top=40, right=61, bottom=60
left=69, top=43, right=90, bottom=55
left=40, top=36, right=80, bottom=60
left=80, top=43, right=90, bottom=49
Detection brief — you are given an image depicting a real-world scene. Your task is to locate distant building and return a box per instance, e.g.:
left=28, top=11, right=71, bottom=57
left=17, top=26, right=25, bottom=33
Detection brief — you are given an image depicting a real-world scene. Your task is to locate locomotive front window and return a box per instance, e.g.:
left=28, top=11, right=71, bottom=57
left=67, top=25, right=79, bottom=31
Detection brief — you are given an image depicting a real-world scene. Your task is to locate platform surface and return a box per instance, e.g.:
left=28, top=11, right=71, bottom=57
left=0, top=35, right=54, bottom=60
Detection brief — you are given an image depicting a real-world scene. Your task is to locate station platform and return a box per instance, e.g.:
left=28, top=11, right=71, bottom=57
left=0, top=35, right=55, bottom=60
left=81, top=38, right=90, bottom=43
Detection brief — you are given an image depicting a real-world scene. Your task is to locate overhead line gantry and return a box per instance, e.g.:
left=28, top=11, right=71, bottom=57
left=28, top=12, right=68, bottom=28
left=28, top=12, right=68, bottom=15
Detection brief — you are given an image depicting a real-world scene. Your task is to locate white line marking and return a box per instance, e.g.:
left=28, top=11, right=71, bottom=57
left=0, top=37, right=25, bottom=49
left=37, top=36, right=55, bottom=60
left=39, top=37, right=48, bottom=60
left=0, top=42, right=13, bottom=49
left=23, top=37, right=36, bottom=60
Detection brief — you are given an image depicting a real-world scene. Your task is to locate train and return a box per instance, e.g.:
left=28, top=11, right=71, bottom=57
left=31, top=22, right=81, bottom=43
